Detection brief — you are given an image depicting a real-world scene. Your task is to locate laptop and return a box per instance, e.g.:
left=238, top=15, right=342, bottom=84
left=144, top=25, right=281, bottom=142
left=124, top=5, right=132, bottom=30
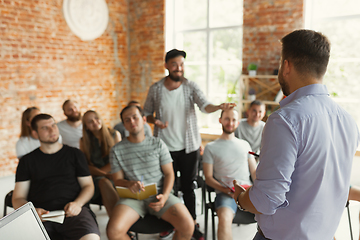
left=0, top=201, right=51, bottom=240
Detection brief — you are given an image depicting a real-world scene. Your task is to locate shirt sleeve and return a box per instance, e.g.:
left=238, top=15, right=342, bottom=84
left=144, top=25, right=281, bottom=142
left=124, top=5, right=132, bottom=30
left=144, top=84, right=156, bottom=117
left=110, top=146, right=122, bottom=173
left=74, top=149, right=91, bottom=177
left=15, top=140, right=26, bottom=159
left=158, top=139, right=173, bottom=166
left=249, top=113, right=296, bottom=215
left=190, top=81, right=212, bottom=113
left=202, top=144, right=214, bottom=164
left=15, top=157, right=30, bottom=182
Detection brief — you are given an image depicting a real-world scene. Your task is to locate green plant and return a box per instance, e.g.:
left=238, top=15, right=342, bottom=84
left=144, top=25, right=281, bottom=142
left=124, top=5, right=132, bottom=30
left=248, top=63, right=258, bottom=71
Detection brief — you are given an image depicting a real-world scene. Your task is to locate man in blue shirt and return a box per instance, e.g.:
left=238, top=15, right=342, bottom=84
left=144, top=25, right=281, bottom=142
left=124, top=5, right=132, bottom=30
left=233, top=29, right=360, bottom=239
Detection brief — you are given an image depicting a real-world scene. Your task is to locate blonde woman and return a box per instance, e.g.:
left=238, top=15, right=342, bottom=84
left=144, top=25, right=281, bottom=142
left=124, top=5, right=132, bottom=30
left=80, top=110, right=121, bottom=216
left=16, top=107, right=41, bottom=158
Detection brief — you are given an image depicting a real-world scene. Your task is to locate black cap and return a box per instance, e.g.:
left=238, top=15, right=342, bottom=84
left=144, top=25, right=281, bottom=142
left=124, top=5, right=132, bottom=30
left=165, top=49, right=186, bottom=63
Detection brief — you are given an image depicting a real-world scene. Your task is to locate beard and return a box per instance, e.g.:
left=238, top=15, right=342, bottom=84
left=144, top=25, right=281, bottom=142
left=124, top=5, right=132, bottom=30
left=67, top=112, right=82, bottom=122
left=39, top=136, right=59, bottom=144
left=168, top=71, right=183, bottom=82
left=222, top=125, right=235, bottom=134
left=278, top=69, right=290, bottom=97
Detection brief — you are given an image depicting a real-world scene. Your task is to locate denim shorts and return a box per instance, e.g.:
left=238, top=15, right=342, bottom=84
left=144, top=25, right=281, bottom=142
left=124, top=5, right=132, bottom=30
left=214, top=192, right=237, bottom=214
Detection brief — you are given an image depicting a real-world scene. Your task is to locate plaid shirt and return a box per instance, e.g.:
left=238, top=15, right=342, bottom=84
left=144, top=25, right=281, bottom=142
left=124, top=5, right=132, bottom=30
left=144, top=77, right=211, bottom=153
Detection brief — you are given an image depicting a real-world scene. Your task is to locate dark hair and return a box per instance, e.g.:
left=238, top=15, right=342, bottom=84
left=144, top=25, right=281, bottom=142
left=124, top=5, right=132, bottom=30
left=62, top=99, right=71, bottom=111
left=31, top=113, right=54, bottom=131
left=128, top=100, right=140, bottom=106
left=165, top=49, right=186, bottom=63
left=120, top=105, right=143, bottom=122
left=281, top=29, right=330, bottom=79
left=249, top=100, right=264, bottom=108
left=20, top=107, right=40, bottom=137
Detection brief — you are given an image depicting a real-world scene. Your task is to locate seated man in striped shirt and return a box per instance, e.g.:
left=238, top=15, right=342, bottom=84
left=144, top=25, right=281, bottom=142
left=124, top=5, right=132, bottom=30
left=107, top=105, right=194, bottom=240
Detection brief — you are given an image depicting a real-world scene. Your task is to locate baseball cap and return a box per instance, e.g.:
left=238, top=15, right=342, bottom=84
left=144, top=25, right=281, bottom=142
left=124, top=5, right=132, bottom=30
left=165, top=49, right=186, bottom=63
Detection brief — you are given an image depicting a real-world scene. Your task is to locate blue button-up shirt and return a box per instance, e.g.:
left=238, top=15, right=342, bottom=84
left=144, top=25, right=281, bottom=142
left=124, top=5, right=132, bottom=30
left=250, top=84, right=360, bottom=239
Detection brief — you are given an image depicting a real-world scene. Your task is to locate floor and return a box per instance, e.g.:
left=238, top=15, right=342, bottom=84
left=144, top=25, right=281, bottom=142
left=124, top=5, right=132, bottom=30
left=2, top=157, right=360, bottom=240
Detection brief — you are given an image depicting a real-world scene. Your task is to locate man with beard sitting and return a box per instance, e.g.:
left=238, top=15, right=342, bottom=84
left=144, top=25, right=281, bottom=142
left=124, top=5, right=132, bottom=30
left=57, top=99, right=83, bottom=149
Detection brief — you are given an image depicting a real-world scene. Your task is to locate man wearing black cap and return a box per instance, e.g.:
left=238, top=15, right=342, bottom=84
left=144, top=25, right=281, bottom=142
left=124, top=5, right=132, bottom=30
left=144, top=49, right=235, bottom=239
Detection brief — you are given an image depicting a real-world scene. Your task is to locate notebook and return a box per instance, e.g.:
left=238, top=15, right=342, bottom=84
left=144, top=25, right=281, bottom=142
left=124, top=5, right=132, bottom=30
left=0, top=202, right=51, bottom=240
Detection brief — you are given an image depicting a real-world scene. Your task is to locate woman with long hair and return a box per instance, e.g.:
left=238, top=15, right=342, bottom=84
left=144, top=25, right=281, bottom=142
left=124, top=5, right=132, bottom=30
left=16, top=107, right=41, bottom=158
left=80, top=110, right=121, bottom=216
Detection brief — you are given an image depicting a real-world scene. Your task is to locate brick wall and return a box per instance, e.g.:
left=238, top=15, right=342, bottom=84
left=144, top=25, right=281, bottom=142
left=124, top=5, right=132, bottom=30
left=0, top=0, right=303, bottom=177
left=242, top=0, right=304, bottom=74
left=0, top=0, right=130, bottom=176
left=128, top=0, right=165, bottom=105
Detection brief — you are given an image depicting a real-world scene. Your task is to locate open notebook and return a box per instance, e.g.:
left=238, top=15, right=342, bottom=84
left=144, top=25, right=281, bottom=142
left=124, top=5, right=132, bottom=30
left=0, top=202, right=51, bottom=240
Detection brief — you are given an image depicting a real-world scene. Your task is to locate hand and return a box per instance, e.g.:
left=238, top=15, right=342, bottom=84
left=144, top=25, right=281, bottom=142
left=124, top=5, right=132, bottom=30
left=232, top=180, right=246, bottom=203
left=148, top=194, right=168, bottom=212
left=35, top=208, right=49, bottom=221
left=154, top=120, right=168, bottom=129
left=64, top=202, right=82, bottom=217
left=219, top=103, right=236, bottom=110
left=105, top=173, right=113, bottom=180
left=128, top=181, right=145, bottom=194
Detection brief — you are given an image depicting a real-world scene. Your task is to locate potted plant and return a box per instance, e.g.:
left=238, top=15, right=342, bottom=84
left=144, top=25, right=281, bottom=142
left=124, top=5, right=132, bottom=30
left=248, top=63, right=258, bottom=76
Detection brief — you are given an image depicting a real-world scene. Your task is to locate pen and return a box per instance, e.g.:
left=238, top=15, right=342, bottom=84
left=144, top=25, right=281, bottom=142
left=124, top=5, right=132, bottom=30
left=139, top=175, right=143, bottom=193
left=248, top=151, right=259, bottom=158
left=220, top=180, right=235, bottom=193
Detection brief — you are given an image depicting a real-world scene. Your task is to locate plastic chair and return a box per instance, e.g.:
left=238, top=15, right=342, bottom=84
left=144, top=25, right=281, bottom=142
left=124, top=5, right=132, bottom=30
left=129, top=214, right=174, bottom=239
left=3, top=190, right=13, bottom=217
left=203, top=185, right=256, bottom=240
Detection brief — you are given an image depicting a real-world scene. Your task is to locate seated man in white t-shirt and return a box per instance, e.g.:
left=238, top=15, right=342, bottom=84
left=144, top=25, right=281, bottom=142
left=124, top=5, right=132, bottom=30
left=57, top=100, right=83, bottom=148
left=203, top=109, right=257, bottom=240
left=234, top=100, right=266, bottom=155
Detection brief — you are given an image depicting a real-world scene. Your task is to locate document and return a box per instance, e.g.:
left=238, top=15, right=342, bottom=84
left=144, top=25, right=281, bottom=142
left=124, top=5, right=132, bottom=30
left=42, top=210, right=65, bottom=224
left=116, top=183, right=157, bottom=200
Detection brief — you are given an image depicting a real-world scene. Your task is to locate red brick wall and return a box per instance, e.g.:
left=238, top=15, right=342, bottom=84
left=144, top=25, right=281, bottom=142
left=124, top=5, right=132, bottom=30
left=242, top=0, right=304, bottom=74
left=128, top=0, right=165, bottom=105
left=0, top=0, right=130, bottom=176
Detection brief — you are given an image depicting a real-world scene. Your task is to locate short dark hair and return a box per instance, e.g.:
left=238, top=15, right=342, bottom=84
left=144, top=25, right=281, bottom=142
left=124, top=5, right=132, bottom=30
left=62, top=99, right=71, bottom=111
left=281, top=29, right=330, bottom=79
left=31, top=113, right=54, bottom=131
left=128, top=100, right=140, bottom=106
left=120, top=105, right=143, bottom=123
left=165, top=49, right=186, bottom=63
left=249, top=100, right=264, bottom=108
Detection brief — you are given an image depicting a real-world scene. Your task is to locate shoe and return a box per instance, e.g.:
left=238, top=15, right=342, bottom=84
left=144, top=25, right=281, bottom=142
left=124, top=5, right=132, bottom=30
left=192, top=224, right=204, bottom=240
left=127, top=231, right=137, bottom=240
left=159, top=229, right=175, bottom=239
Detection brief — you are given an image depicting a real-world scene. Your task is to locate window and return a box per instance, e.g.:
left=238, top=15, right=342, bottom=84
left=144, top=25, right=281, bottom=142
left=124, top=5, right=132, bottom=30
left=305, top=0, right=360, bottom=128
left=166, top=0, right=243, bottom=130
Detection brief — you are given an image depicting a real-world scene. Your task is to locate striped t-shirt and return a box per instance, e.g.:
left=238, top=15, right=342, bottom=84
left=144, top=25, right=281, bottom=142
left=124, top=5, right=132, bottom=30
left=110, top=136, right=172, bottom=192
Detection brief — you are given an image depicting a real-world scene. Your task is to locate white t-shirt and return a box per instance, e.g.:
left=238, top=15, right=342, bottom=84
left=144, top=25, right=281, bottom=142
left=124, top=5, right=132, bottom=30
left=16, top=135, right=63, bottom=158
left=57, top=120, right=82, bottom=149
left=203, top=138, right=254, bottom=190
left=160, top=84, right=186, bottom=151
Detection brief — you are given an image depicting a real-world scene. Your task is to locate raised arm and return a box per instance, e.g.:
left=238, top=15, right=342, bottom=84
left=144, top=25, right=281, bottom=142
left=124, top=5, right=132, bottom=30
left=204, top=103, right=236, bottom=113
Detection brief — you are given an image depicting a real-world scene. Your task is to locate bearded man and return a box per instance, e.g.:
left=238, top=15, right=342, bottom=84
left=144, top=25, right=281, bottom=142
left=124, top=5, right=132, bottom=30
left=57, top=99, right=83, bottom=148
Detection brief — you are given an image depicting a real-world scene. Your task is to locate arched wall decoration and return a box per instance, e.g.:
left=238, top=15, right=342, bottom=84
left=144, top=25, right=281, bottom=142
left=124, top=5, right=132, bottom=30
left=63, top=0, right=109, bottom=41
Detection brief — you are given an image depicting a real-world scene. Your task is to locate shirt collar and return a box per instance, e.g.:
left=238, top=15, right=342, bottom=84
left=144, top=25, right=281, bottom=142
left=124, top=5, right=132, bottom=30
left=279, top=84, right=329, bottom=107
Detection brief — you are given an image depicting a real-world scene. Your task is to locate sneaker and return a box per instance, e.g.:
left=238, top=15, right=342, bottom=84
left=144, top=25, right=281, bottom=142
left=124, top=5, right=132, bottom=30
left=192, top=224, right=204, bottom=240
left=159, top=229, right=175, bottom=239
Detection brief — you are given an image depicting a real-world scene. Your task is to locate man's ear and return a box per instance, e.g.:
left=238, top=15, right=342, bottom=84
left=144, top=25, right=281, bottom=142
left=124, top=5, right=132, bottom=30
left=32, top=129, right=39, bottom=139
left=219, top=117, right=222, bottom=124
left=143, top=116, right=147, bottom=122
left=283, top=59, right=291, bottom=77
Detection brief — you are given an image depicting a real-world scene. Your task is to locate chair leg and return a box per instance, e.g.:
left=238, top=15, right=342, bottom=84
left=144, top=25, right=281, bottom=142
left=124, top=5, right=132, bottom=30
left=3, top=203, right=6, bottom=217
left=204, top=206, right=208, bottom=240
left=211, top=206, right=216, bottom=240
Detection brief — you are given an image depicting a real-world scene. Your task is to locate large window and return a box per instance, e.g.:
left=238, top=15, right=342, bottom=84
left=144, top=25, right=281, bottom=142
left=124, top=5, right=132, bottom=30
left=305, top=0, right=360, bottom=128
left=166, top=0, right=243, bottom=130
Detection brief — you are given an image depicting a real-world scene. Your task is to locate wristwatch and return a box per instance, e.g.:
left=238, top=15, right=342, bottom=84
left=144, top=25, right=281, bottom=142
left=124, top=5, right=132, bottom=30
left=235, top=192, right=246, bottom=211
